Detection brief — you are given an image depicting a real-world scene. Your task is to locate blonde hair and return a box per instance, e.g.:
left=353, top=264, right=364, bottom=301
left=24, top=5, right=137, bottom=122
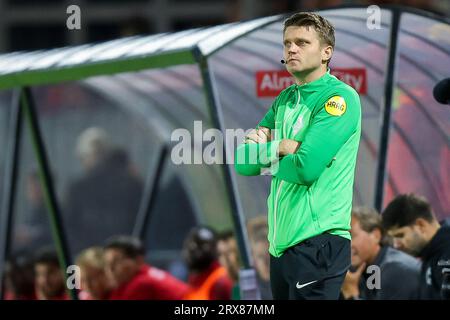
left=76, top=247, right=105, bottom=270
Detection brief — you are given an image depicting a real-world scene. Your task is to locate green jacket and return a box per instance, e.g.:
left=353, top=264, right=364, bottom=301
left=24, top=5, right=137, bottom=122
left=235, top=70, right=361, bottom=257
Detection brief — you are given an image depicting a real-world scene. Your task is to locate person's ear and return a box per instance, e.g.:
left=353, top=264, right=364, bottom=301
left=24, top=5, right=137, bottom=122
left=414, top=218, right=429, bottom=234
left=322, top=45, right=333, bottom=64
left=370, top=228, right=382, bottom=244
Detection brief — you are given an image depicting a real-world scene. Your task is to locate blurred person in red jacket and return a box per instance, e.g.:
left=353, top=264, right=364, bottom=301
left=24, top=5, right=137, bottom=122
left=34, top=248, right=68, bottom=300
left=104, top=235, right=188, bottom=300
left=76, top=247, right=112, bottom=300
left=182, top=226, right=233, bottom=300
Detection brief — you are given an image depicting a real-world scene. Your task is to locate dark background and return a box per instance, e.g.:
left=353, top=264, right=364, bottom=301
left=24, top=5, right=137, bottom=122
left=1, top=0, right=448, bottom=53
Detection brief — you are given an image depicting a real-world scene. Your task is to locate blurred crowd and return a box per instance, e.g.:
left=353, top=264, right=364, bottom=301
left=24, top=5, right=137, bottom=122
left=1, top=127, right=450, bottom=300
left=3, top=220, right=271, bottom=301
left=3, top=192, right=450, bottom=300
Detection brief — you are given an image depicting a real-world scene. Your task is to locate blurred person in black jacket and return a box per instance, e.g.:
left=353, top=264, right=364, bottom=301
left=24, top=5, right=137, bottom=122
left=382, top=193, right=450, bottom=299
left=64, top=127, right=143, bottom=255
left=341, top=207, right=421, bottom=300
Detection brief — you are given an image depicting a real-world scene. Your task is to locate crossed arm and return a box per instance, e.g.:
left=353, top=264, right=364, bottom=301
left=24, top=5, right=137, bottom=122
left=235, top=89, right=360, bottom=186
left=244, top=127, right=301, bottom=156
left=234, top=127, right=301, bottom=177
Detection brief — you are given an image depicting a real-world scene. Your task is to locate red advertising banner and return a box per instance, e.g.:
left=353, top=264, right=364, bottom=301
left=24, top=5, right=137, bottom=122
left=256, top=68, right=367, bottom=97
left=332, top=68, right=367, bottom=95
left=255, top=70, right=294, bottom=97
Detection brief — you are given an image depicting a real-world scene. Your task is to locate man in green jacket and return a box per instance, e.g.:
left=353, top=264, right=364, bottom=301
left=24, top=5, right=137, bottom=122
left=235, top=12, right=361, bottom=299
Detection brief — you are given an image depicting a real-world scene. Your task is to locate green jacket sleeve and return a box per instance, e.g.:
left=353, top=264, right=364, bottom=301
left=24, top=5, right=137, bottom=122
left=234, top=97, right=280, bottom=176
left=235, top=140, right=282, bottom=176
left=273, top=89, right=361, bottom=185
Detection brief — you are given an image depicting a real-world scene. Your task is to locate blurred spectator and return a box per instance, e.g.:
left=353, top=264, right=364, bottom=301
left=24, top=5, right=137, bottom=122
left=3, top=252, right=36, bottom=300
left=382, top=193, right=450, bottom=299
left=64, top=127, right=143, bottom=254
left=341, top=207, right=421, bottom=300
left=217, top=231, right=241, bottom=299
left=34, top=247, right=67, bottom=300
left=76, top=247, right=111, bottom=300
left=104, top=235, right=188, bottom=300
left=247, top=216, right=272, bottom=300
left=182, top=226, right=233, bottom=300
left=13, top=171, right=52, bottom=253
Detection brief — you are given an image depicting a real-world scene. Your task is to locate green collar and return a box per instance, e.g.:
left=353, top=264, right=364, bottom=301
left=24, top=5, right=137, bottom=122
left=295, top=68, right=331, bottom=91
left=289, top=69, right=332, bottom=102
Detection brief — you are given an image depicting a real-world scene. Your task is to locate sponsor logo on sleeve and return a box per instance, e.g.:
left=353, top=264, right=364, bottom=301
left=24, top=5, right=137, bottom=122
left=325, top=96, right=347, bottom=116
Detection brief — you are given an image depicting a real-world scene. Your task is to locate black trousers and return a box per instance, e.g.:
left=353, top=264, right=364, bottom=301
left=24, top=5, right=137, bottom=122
left=270, top=232, right=351, bottom=300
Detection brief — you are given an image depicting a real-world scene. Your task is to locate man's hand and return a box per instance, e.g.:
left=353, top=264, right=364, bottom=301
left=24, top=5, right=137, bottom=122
left=278, top=139, right=301, bottom=156
left=245, top=127, right=271, bottom=144
left=341, top=263, right=366, bottom=300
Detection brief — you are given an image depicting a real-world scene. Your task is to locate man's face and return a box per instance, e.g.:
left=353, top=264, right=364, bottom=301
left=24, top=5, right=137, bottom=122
left=388, top=223, right=428, bottom=257
left=80, top=265, right=110, bottom=299
left=35, top=263, right=65, bottom=299
left=217, top=238, right=240, bottom=281
left=283, top=26, right=329, bottom=77
left=182, top=229, right=216, bottom=272
left=104, top=249, right=140, bottom=288
left=350, top=218, right=380, bottom=267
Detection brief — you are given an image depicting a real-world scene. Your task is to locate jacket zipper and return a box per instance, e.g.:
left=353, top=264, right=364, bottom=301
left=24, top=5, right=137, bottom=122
left=272, top=87, right=301, bottom=250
